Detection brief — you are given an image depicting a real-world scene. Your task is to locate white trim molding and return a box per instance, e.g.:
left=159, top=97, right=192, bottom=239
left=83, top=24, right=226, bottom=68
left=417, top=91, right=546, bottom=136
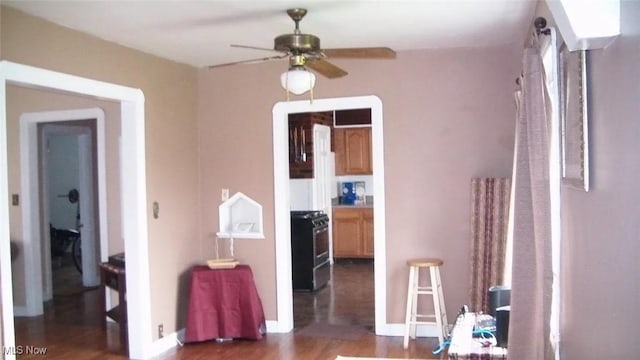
left=271, top=95, right=388, bottom=334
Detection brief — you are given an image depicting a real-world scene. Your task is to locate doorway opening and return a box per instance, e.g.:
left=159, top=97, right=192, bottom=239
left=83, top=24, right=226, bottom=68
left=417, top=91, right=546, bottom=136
left=288, top=110, right=375, bottom=336
left=40, top=117, right=102, bottom=301
left=0, top=61, right=151, bottom=359
left=15, top=109, right=107, bottom=313
left=271, top=95, right=388, bottom=335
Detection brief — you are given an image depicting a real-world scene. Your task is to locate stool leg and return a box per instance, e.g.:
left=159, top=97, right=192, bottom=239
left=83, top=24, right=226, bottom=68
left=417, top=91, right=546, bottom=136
left=430, top=266, right=446, bottom=344
left=403, top=266, right=416, bottom=349
left=435, top=266, right=448, bottom=334
left=410, top=268, right=419, bottom=340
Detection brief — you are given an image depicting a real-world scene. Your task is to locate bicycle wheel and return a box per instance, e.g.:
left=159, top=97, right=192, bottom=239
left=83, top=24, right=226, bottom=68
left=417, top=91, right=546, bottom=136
left=72, top=237, right=82, bottom=274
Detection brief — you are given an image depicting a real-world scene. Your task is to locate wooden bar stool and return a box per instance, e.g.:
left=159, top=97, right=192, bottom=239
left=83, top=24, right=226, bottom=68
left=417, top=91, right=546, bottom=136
left=403, top=258, right=448, bottom=349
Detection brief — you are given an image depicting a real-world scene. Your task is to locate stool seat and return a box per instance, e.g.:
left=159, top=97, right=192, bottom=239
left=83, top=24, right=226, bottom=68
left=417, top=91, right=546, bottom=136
left=403, top=257, right=448, bottom=349
left=406, top=258, right=443, bottom=267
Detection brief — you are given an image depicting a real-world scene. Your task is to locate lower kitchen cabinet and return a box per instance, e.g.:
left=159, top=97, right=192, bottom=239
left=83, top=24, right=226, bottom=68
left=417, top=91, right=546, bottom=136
left=333, top=207, right=374, bottom=258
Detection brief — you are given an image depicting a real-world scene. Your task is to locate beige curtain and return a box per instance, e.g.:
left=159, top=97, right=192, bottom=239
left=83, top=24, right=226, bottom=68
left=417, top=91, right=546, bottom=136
left=469, top=177, right=511, bottom=314
left=508, top=45, right=554, bottom=359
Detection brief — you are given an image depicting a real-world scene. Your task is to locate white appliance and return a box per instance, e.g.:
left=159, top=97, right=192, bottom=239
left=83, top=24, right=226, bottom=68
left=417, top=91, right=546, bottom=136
left=311, top=125, right=332, bottom=211
left=312, top=124, right=335, bottom=263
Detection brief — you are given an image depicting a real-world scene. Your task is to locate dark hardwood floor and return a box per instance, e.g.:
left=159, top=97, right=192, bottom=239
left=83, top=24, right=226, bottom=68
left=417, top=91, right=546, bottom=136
left=14, top=259, right=443, bottom=359
left=292, top=259, right=375, bottom=330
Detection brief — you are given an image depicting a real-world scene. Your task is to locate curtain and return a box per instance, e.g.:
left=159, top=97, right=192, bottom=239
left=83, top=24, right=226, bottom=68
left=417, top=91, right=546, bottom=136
left=469, top=177, right=511, bottom=314
left=508, top=45, right=554, bottom=359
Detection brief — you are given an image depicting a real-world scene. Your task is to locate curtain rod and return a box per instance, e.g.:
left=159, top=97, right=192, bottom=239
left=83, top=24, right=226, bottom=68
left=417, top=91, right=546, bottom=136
left=515, top=17, right=551, bottom=85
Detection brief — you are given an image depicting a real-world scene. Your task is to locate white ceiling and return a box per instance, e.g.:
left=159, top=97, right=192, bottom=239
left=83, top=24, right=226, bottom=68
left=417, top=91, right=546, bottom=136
left=3, top=0, right=538, bottom=68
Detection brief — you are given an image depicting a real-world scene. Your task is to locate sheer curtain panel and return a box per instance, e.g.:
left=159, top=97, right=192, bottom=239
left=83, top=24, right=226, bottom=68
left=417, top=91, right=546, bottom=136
left=508, top=45, right=554, bottom=359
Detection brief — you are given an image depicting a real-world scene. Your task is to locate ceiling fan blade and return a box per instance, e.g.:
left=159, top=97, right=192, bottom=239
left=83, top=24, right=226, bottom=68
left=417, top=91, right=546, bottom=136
left=230, top=44, right=282, bottom=53
left=323, top=47, right=396, bottom=59
left=306, top=59, right=348, bottom=79
left=207, top=54, right=288, bottom=69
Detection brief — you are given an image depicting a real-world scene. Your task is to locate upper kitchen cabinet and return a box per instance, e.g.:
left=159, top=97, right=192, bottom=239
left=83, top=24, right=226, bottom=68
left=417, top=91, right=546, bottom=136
left=288, top=111, right=333, bottom=179
left=334, top=127, right=372, bottom=175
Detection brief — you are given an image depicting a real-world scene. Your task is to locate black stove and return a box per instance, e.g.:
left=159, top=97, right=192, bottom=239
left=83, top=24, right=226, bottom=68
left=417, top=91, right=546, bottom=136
left=290, top=210, right=330, bottom=291
left=290, top=210, right=325, bottom=219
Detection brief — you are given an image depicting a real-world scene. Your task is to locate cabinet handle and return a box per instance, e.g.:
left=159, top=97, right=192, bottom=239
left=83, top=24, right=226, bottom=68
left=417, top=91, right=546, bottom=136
left=300, top=126, right=306, bottom=162
left=293, top=127, right=299, bottom=162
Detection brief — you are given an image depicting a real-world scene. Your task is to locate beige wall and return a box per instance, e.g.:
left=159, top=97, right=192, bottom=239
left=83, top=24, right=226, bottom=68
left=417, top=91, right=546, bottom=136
left=545, top=1, right=640, bottom=358
left=198, top=45, right=520, bottom=322
left=1, top=6, right=200, bottom=339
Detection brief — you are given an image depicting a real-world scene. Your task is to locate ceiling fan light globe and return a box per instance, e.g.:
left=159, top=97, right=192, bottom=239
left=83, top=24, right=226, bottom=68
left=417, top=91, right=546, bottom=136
left=280, top=68, right=316, bottom=95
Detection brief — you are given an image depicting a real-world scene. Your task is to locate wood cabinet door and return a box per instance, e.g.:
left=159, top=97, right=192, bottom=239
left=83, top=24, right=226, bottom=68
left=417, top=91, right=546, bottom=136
left=334, top=128, right=346, bottom=175
left=344, top=128, right=372, bottom=174
left=333, top=209, right=362, bottom=257
left=362, top=209, right=374, bottom=257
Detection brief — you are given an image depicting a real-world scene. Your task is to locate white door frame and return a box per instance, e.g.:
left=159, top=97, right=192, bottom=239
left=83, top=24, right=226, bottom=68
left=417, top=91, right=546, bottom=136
left=271, top=95, right=389, bottom=334
left=0, top=61, right=152, bottom=359
left=32, top=113, right=106, bottom=302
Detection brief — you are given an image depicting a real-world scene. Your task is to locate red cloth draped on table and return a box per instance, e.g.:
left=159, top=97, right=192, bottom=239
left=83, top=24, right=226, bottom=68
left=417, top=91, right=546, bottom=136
left=469, top=177, right=511, bottom=314
left=184, top=265, right=266, bottom=342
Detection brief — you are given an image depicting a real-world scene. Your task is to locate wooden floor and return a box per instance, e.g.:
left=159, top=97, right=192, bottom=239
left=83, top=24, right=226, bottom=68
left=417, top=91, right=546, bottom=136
left=14, top=259, right=444, bottom=359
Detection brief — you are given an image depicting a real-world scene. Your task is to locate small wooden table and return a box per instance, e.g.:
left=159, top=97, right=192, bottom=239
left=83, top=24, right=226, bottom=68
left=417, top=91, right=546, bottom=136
left=184, top=265, right=266, bottom=343
left=99, top=262, right=127, bottom=351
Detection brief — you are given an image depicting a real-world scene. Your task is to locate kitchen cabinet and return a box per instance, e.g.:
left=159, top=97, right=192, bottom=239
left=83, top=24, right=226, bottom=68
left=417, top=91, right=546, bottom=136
left=362, top=210, right=374, bottom=257
left=333, top=207, right=374, bottom=258
left=289, top=111, right=333, bottom=178
left=334, top=127, right=372, bottom=175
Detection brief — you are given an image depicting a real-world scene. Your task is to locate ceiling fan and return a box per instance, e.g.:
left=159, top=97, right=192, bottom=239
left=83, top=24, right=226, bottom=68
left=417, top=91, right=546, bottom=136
left=208, top=8, right=396, bottom=95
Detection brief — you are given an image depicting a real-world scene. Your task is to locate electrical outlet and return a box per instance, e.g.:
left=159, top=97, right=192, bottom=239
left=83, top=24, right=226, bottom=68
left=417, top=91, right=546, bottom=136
left=221, top=188, right=229, bottom=201
left=158, top=324, right=164, bottom=338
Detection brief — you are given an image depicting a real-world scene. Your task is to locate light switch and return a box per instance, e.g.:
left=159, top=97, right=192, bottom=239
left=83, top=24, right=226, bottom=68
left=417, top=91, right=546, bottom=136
left=12, top=194, right=19, bottom=206
left=152, top=201, right=159, bottom=219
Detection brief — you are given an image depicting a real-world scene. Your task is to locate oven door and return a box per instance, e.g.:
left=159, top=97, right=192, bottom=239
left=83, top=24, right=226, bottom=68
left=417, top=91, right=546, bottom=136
left=313, top=259, right=330, bottom=291
left=314, top=224, right=329, bottom=266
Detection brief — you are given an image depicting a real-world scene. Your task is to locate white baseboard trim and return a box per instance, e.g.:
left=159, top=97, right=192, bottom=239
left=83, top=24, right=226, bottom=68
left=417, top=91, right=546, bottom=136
left=13, top=306, right=28, bottom=317
left=265, top=320, right=292, bottom=333
left=376, top=323, right=439, bottom=338
left=148, top=328, right=185, bottom=358
left=142, top=322, right=437, bottom=357
left=265, top=320, right=438, bottom=338
left=147, top=321, right=284, bottom=358
left=13, top=306, right=39, bottom=317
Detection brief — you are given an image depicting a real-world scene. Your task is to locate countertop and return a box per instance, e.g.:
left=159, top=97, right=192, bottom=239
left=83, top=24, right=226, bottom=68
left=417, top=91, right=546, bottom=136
left=332, top=204, right=373, bottom=209
left=332, top=196, right=373, bottom=208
